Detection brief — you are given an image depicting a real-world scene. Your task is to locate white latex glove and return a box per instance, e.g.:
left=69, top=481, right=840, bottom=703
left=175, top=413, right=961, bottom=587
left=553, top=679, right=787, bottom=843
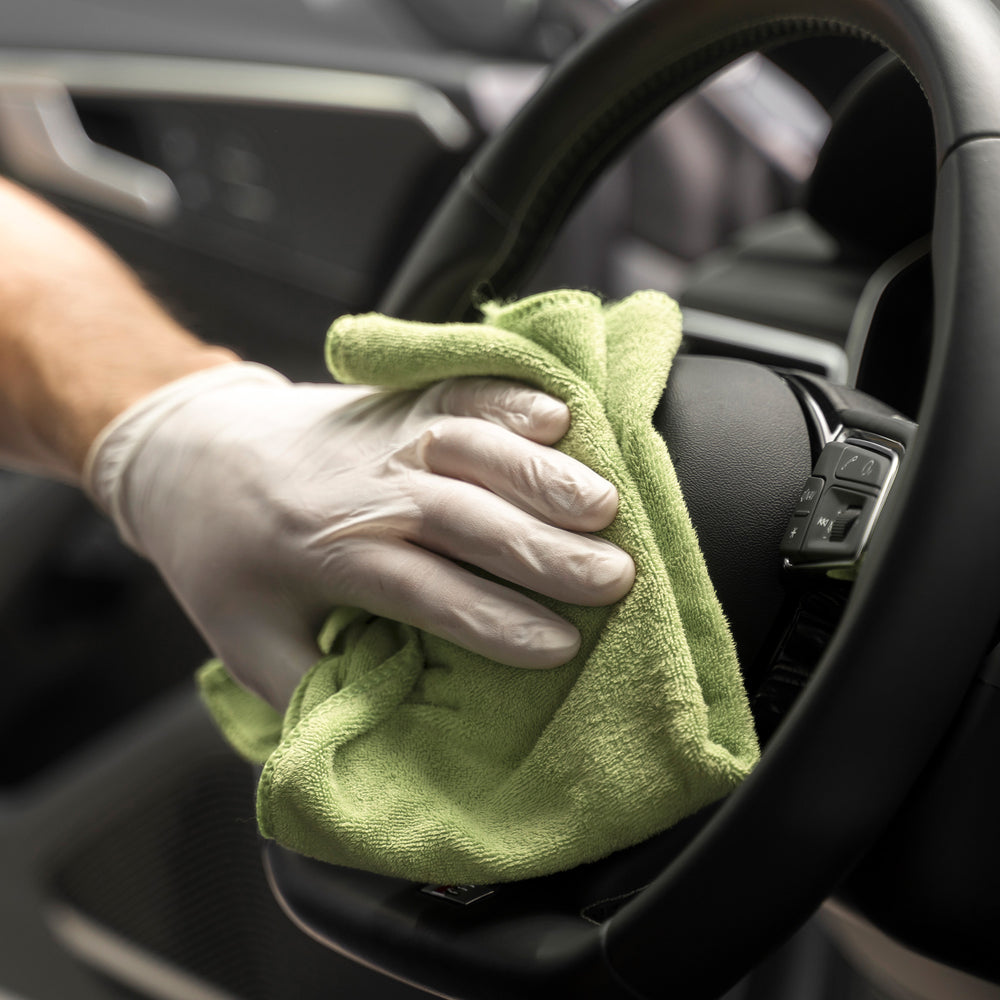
left=85, top=363, right=634, bottom=709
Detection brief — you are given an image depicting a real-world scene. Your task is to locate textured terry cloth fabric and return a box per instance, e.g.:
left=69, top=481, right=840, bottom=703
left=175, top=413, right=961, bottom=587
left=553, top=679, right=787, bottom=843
left=198, top=289, right=760, bottom=885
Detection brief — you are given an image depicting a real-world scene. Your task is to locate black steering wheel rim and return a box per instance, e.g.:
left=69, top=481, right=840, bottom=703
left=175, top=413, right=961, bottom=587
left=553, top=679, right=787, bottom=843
left=272, top=2, right=1000, bottom=997
left=382, top=0, right=1000, bottom=324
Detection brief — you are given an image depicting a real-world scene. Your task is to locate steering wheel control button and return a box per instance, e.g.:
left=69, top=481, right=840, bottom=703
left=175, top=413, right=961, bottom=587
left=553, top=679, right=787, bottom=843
left=784, top=434, right=902, bottom=570
left=781, top=515, right=809, bottom=556
left=829, top=507, right=863, bottom=542
left=795, top=476, right=825, bottom=517
left=782, top=475, right=827, bottom=557
left=811, top=443, right=846, bottom=481
left=800, top=486, right=875, bottom=560
left=835, top=445, right=890, bottom=487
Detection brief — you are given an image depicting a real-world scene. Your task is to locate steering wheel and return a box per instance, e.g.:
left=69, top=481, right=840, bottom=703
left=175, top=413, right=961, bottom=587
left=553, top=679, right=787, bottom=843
left=265, top=0, right=1000, bottom=996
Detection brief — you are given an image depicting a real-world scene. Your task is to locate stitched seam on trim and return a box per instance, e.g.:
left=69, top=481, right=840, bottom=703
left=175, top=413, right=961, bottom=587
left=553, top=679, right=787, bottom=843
left=580, top=883, right=651, bottom=926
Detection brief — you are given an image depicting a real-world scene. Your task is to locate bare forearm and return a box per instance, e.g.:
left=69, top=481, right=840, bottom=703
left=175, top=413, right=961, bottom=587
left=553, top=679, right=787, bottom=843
left=0, top=179, right=237, bottom=482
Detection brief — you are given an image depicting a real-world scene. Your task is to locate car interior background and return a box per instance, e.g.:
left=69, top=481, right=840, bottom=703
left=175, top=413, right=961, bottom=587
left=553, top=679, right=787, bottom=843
left=0, top=0, right=984, bottom=998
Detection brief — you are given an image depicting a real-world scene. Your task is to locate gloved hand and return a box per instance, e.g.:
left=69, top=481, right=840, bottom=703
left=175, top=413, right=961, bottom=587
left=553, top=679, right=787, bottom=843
left=86, top=363, right=634, bottom=709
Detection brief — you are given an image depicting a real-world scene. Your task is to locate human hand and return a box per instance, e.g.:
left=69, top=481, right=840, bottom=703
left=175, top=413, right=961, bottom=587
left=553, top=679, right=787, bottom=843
left=86, top=364, right=634, bottom=709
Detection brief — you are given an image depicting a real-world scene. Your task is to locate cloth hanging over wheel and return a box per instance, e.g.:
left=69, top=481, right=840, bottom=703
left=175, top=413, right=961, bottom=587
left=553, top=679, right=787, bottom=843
left=198, top=289, right=759, bottom=885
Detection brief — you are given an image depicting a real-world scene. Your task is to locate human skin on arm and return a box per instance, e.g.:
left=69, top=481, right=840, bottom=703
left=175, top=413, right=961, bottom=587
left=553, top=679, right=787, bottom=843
left=0, top=178, right=635, bottom=709
left=0, top=177, right=236, bottom=480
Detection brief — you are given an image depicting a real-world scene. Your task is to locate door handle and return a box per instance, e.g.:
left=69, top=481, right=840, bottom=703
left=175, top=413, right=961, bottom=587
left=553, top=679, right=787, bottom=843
left=0, top=75, right=179, bottom=224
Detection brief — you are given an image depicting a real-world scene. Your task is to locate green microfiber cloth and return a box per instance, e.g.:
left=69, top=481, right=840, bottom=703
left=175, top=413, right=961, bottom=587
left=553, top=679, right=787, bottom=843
left=198, top=289, right=759, bottom=885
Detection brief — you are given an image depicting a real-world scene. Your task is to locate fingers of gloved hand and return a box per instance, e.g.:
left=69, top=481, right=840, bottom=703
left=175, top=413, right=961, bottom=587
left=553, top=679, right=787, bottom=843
left=332, top=539, right=582, bottom=668
left=411, top=475, right=635, bottom=606
left=414, top=416, right=620, bottom=532
left=430, top=377, right=570, bottom=444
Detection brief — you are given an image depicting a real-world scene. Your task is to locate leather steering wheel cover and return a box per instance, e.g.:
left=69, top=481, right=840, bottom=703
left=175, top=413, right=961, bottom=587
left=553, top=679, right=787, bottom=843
left=375, top=2, right=1000, bottom=996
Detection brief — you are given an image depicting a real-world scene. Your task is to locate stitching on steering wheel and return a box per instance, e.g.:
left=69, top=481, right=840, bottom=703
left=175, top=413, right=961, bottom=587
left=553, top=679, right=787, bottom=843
left=485, top=16, right=875, bottom=299
left=580, top=885, right=651, bottom=925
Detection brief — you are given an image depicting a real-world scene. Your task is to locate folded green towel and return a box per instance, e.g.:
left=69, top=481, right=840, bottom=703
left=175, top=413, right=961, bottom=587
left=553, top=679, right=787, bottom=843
left=198, top=289, right=759, bottom=884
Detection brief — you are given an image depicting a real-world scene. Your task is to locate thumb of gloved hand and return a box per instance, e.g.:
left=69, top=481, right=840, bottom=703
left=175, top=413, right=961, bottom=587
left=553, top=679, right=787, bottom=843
left=85, top=363, right=634, bottom=709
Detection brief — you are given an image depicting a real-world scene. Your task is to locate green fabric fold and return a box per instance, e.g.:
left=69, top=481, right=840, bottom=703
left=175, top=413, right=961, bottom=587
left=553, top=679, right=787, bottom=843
left=198, top=289, right=759, bottom=884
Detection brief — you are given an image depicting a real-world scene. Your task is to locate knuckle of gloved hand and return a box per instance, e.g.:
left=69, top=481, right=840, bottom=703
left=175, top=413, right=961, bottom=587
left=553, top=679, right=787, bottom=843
left=321, top=539, right=371, bottom=603
left=476, top=379, right=532, bottom=424
left=438, top=583, right=527, bottom=646
left=575, top=475, right=620, bottom=529
left=530, top=464, right=619, bottom=530
left=403, top=420, right=451, bottom=471
left=501, top=615, right=581, bottom=667
left=393, top=560, right=454, bottom=623
left=523, top=390, right=570, bottom=442
left=434, top=377, right=571, bottom=446
left=480, top=381, right=569, bottom=440
left=412, top=379, right=446, bottom=418
left=438, top=376, right=496, bottom=413
left=414, top=485, right=457, bottom=544
left=263, top=480, right=319, bottom=537
left=572, top=540, right=635, bottom=602
left=504, top=450, right=549, bottom=500
left=426, top=376, right=475, bottom=419
left=319, top=536, right=413, bottom=612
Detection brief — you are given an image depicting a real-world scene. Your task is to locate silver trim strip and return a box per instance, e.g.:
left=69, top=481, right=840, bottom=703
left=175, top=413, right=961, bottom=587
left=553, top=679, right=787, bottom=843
left=795, top=383, right=843, bottom=447
left=47, top=903, right=243, bottom=1000
left=0, top=75, right=179, bottom=223
left=845, top=235, right=931, bottom=386
left=682, top=306, right=850, bottom=382
left=0, top=50, right=474, bottom=152
left=821, top=900, right=1000, bottom=1000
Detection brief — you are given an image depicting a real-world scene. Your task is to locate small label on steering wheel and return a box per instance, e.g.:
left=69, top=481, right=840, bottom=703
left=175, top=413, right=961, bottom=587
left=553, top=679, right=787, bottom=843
left=421, top=884, right=495, bottom=905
